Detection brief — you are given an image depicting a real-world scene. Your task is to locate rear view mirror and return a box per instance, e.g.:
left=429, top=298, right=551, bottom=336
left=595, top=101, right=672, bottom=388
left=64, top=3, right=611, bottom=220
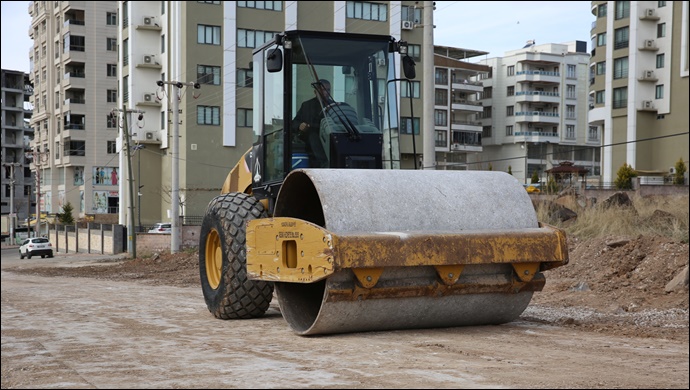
left=402, top=56, right=416, bottom=80
left=267, top=48, right=282, bottom=73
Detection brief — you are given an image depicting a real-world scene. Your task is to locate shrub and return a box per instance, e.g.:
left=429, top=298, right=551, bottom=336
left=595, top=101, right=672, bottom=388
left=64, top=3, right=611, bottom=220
left=507, top=165, right=513, bottom=175
left=545, top=176, right=559, bottom=194
left=530, top=170, right=540, bottom=184
left=57, top=201, right=75, bottom=225
left=614, top=163, right=637, bottom=190
left=673, top=158, right=687, bottom=185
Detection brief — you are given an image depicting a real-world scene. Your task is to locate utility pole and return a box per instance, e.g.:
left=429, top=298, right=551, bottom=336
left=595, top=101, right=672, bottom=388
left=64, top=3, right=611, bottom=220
left=156, top=80, right=200, bottom=254
left=111, top=107, right=145, bottom=259
left=422, top=0, right=436, bottom=170
left=26, top=148, right=49, bottom=237
left=133, top=144, right=145, bottom=231
left=3, top=162, right=20, bottom=243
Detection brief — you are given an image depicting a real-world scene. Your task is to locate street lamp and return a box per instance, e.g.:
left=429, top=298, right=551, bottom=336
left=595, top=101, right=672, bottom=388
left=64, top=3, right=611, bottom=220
left=133, top=144, right=146, bottom=231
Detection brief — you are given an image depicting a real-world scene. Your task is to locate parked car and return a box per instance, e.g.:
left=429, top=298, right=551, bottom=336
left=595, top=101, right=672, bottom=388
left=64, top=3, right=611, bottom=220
left=148, top=223, right=172, bottom=234
left=19, top=237, right=54, bottom=259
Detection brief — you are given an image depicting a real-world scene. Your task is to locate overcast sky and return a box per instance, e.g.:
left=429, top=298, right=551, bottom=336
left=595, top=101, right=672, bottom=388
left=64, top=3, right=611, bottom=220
left=1, top=1, right=592, bottom=73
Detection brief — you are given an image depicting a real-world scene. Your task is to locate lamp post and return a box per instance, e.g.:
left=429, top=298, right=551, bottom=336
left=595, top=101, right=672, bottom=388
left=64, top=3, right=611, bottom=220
left=133, top=144, right=145, bottom=231
left=26, top=148, right=50, bottom=237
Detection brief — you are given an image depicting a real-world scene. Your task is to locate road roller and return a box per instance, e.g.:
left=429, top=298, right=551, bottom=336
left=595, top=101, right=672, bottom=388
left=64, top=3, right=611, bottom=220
left=199, top=30, right=568, bottom=335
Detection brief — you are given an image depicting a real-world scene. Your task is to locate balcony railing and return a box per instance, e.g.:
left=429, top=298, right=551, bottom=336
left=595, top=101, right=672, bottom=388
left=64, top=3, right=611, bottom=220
left=516, top=70, right=560, bottom=77
left=64, top=98, right=85, bottom=104
left=515, top=91, right=559, bottom=97
left=64, top=123, right=85, bottom=130
left=515, top=111, right=559, bottom=117
left=515, top=131, right=559, bottom=137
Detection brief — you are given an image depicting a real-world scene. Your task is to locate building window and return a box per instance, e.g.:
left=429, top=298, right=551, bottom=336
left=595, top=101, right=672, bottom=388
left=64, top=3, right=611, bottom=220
left=161, top=112, right=166, bottom=129
left=597, top=33, right=606, bottom=47
left=655, top=85, right=664, bottom=99
left=434, top=68, right=447, bottom=85
left=506, top=126, right=513, bottom=136
left=596, top=61, right=606, bottom=75
left=237, top=108, right=253, bottom=127
left=614, top=27, right=629, bottom=49
left=107, top=63, right=117, bottom=77
left=106, top=12, right=117, bottom=26
left=657, top=23, right=666, bottom=38
left=237, top=68, right=253, bottom=87
left=506, top=106, right=514, bottom=116
left=122, top=1, right=128, bottom=27
left=107, top=114, right=117, bottom=128
left=506, top=86, right=514, bottom=96
left=507, top=65, right=515, bottom=76
left=567, top=64, right=576, bottom=78
left=588, top=126, right=599, bottom=141
left=658, top=1, right=666, bottom=7
left=566, top=125, right=575, bottom=139
left=435, top=130, right=447, bottom=147
left=237, top=29, right=276, bottom=48
left=197, top=24, right=221, bottom=45
left=656, top=53, right=665, bottom=68
left=107, top=140, right=117, bottom=154
left=613, top=57, right=629, bottom=79
left=197, top=106, right=220, bottom=125
left=612, top=87, right=627, bottom=109
left=482, top=126, right=492, bottom=138
left=482, top=107, right=491, bottom=119
left=566, top=84, right=576, bottom=99
left=346, top=1, right=388, bottom=21
left=434, top=110, right=447, bottom=126
left=615, top=1, right=630, bottom=20
left=123, top=38, right=129, bottom=66
left=401, top=5, right=421, bottom=23
left=107, top=89, right=117, bottom=103
left=123, top=75, right=129, bottom=102
left=237, top=1, right=282, bottom=11
left=434, top=89, right=447, bottom=105
left=400, top=117, right=420, bottom=135
left=566, top=105, right=576, bottom=119
left=400, top=81, right=420, bottom=98
left=107, top=37, right=117, bottom=51
left=595, top=90, right=605, bottom=104
left=197, top=65, right=221, bottom=85
left=597, top=3, right=607, bottom=17
left=161, top=34, right=165, bottom=53
left=198, top=1, right=221, bottom=4
left=407, top=44, right=421, bottom=62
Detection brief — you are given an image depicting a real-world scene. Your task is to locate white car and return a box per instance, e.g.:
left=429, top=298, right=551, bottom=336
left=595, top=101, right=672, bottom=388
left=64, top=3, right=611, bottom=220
left=19, top=237, right=54, bottom=259
left=148, top=223, right=172, bottom=234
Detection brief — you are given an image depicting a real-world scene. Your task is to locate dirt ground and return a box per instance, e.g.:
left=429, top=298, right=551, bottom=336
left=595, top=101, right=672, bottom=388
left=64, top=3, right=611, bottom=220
left=1, top=234, right=688, bottom=388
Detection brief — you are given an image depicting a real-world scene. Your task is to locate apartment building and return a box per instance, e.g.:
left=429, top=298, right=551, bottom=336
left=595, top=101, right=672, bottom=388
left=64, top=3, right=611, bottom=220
left=28, top=1, right=120, bottom=220
left=589, top=1, right=689, bottom=185
left=119, top=1, right=428, bottom=226
left=472, top=40, right=595, bottom=185
left=431, top=46, right=491, bottom=171
left=1, top=69, right=34, bottom=225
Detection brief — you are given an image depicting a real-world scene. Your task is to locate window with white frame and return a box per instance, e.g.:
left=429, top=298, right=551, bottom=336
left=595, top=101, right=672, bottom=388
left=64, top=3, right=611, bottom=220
left=566, top=105, right=576, bottom=119
left=506, top=106, right=514, bottom=116
left=655, top=84, right=664, bottom=99
left=434, top=110, right=447, bottom=126
left=507, top=65, right=514, bottom=76
left=198, top=24, right=221, bottom=45
left=566, top=125, right=575, bottom=139
left=567, top=84, right=576, bottom=99
left=506, top=125, right=513, bottom=136
left=346, top=1, right=388, bottom=21
left=197, top=65, right=221, bottom=85
left=107, top=140, right=117, bottom=154
left=198, top=106, right=221, bottom=125
left=400, top=81, right=420, bottom=98
left=106, top=12, right=117, bottom=26
left=107, top=63, right=117, bottom=77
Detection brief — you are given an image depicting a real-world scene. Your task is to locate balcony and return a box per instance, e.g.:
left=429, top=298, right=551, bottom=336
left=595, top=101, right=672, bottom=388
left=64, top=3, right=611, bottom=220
left=63, top=70, right=86, bottom=89
left=516, top=70, right=560, bottom=84
left=450, top=99, right=483, bottom=113
left=515, top=90, right=560, bottom=104
left=63, top=97, right=86, bottom=114
left=514, top=111, right=560, bottom=125
left=450, top=80, right=483, bottom=94
left=514, top=131, right=560, bottom=144
left=450, top=120, right=482, bottom=133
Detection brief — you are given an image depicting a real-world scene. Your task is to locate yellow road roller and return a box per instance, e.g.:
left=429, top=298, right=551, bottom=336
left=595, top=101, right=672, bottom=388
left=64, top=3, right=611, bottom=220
left=199, top=30, right=568, bottom=335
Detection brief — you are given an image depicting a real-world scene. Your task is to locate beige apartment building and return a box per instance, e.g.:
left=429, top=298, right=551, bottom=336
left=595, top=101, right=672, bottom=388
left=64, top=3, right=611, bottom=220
left=119, top=1, right=429, bottom=226
left=589, top=1, right=689, bottom=185
left=28, top=1, right=120, bottom=220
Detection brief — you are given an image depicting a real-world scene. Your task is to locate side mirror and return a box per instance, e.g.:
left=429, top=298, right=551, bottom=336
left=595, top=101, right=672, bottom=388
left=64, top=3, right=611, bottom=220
left=266, top=48, right=282, bottom=73
left=402, top=56, right=416, bottom=80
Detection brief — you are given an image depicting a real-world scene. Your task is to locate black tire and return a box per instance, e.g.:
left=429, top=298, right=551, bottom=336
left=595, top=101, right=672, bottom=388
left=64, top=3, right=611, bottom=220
left=48, top=252, right=53, bottom=258
left=41, top=255, right=45, bottom=258
left=199, top=192, right=274, bottom=319
left=27, top=254, right=32, bottom=259
left=19, top=252, right=24, bottom=259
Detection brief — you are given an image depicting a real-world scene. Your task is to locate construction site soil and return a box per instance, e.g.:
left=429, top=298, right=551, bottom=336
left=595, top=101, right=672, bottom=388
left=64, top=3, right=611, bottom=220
left=2, top=234, right=688, bottom=388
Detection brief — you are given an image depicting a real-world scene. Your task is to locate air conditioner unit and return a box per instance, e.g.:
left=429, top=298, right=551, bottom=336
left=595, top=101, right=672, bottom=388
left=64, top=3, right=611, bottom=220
left=643, top=70, right=655, bottom=79
left=644, top=39, right=655, bottom=48
left=378, top=96, right=386, bottom=104
left=401, top=20, right=414, bottom=30
left=645, top=8, right=655, bottom=17
left=528, top=123, right=533, bottom=128
left=143, top=16, right=153, bottom=25
left=143, top=93, right=155, bottom=102
left=145, top=132, right=154, bottom=140
left=643, top=100, right=654, bottom=109
left=669, top=167, right=677, bottom=174
left=451, top=143, right=461, bottom=151
left=143, top=55, right=154, bottom=64
left=377, top=58, right=386, bottom=66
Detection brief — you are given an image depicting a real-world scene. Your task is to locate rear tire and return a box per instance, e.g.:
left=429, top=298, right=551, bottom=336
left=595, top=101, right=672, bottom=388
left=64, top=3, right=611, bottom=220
left=199, top=192, right=274, bottom=319
left=19, top=252, right=24, bottom=259
left=27, top=254, right=32, bottom=259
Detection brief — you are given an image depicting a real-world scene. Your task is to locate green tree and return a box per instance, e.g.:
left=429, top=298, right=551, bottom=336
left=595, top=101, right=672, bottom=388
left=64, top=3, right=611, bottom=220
left=545, top=176, right=559, bottom=194
left=530, top=170, right=540, bottom=184
left=673, top=158, right=687, bottom=185
left=58, top=201, right=75, bottom=225
left=614, top=163, right=637, bottom=190
left=488, top=163, right=493, bottom=171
